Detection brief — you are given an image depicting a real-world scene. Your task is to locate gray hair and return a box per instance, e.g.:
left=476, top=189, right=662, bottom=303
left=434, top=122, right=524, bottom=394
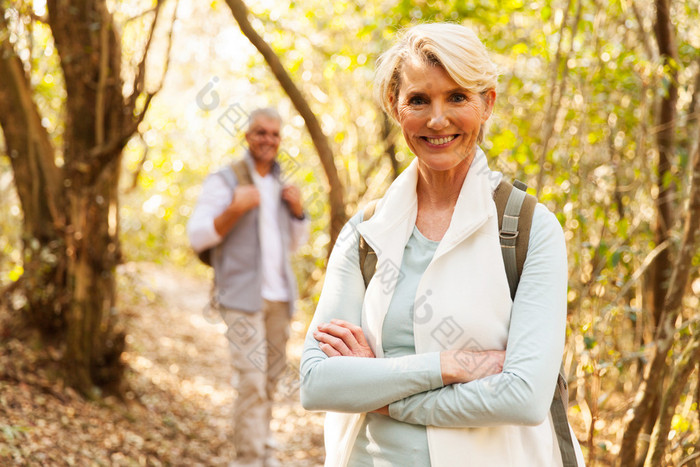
left=246, top=107, right=282, bottom=132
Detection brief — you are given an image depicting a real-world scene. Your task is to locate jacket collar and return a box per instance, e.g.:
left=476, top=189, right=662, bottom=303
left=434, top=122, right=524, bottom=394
left=356, top=147, right=502, bottom=356
left=357, top=147, right=502, bottom=262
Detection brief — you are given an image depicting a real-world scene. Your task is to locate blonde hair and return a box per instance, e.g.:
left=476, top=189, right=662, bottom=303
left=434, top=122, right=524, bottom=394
left=375, top=23, right=499, bottom=125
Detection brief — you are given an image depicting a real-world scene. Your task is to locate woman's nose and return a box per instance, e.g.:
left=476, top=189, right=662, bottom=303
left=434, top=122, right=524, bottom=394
left=426, top=105, right=449, bottom=130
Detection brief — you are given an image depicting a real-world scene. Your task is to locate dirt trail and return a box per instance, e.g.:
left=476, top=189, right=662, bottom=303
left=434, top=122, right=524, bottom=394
left=0, top=262, right=325, bottom=466
left=122, top=262, right=326, bottom=466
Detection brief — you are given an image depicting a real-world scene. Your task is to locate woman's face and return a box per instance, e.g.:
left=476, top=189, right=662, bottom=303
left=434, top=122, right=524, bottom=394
left=393, top=58, right=495, bottom=173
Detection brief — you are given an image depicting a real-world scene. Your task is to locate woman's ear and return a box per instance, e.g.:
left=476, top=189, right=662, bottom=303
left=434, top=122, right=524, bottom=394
left=388, top=92, right=400, bottom=122
left=481, top=89, right=497, bottom=122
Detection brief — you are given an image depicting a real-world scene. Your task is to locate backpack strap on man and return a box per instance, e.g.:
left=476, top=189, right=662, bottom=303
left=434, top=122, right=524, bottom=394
left=358, top=200, right=379, bottom=289
left=196, top=159, right=253, bottom=266
left=493, top=179, right=537, bottom=299
left=231, top=158, right=253, bottom=186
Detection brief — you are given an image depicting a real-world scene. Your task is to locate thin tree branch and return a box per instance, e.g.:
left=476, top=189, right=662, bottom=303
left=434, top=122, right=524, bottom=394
left=150, top=0, right=178, bottom=96
left=677, top=450, right=700, bottom=467
left=224, top=0, right=347, bottom=249
left=535, top=0, right=582, bottom=195
left=125, top=6, right=158, bottom=24
left=86, top=118, right=141, bottom=184
left=126, top=0, right=164, bottom=112
left=126, top=133, right=149, bottom=193
left=610, top=239, right=670, bottom=304
left=95, top=3, right=110, bottom=147
left=88, top=0, right=177, bottom=184
left=630, top=0, right=656, bottom=60
left=0, top=12, right=65, bottom=228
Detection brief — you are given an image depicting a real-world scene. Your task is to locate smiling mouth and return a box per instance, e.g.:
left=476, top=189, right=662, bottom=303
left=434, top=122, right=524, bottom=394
left=422, top=135, right=458, bottom=145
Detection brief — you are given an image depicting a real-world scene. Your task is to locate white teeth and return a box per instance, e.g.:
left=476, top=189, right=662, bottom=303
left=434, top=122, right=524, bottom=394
left=425, top=135, right=456, bottom=145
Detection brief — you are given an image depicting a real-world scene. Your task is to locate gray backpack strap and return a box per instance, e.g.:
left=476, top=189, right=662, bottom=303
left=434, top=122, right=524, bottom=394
left=495, top=180, right=577, bottom=466
left=501, top=183, right=526, bottom=297
left=494, top=179, right=535, bottom=299
left=552, top=364, right=579, bottom=467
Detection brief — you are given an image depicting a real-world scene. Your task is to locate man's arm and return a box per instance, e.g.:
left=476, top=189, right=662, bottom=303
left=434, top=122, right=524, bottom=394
left=187, top=172, right=259, bottom=252
left=214, top=185, right=259, bottom=237
left=282, top=184, right=310, bottom=251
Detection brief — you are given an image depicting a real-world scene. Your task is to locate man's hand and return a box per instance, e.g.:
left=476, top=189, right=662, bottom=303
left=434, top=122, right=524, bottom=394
left=313, top=319, right=375, bottom=358
left=281, top=185, right=304, bottom=218
left=231, top=185, right=260, bottom=212
left=214, top=185, right=259, bottom=237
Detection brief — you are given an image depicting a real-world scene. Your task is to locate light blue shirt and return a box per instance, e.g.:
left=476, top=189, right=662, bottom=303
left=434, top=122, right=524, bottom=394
left=349, top=226, right=438, bottom=466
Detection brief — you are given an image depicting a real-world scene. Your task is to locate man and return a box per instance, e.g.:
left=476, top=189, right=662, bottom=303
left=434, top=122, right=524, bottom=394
left=187, top=108, right=309, bottom=467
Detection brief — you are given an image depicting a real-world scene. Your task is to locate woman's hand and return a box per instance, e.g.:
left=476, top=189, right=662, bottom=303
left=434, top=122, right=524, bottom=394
left=313, top=319, right=375, bottom=358
left=440, top=349, right=505, bottom=385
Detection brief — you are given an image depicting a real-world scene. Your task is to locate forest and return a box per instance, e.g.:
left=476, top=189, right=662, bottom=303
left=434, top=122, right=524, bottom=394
left=0, top=0, right=699, bottom=465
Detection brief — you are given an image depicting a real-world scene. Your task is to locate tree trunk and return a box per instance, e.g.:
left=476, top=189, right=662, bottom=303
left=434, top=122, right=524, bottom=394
left=645, top=334, right=700, bottom=466
left=43, top=0, right=126, bottom=394
left=0, top=0, right=167, bottom=394
left=64, top=161, right=124, bottom=393
left=643, top=115, right=700, bottom=464
left=224, top=0, right=347, bottom=250
left=649, top=0, right=678, bottom=329
left=0, top=17, right=67, bottom=334
left=620, top=1, right=681, bottom=463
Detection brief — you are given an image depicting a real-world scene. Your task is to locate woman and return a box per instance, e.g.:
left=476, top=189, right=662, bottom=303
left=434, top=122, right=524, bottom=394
left=300, top=23, right=585, bottom=466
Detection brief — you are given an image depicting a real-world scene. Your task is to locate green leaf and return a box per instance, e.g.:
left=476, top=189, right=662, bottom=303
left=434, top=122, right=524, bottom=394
left=584, top=335, right=597, bottom=350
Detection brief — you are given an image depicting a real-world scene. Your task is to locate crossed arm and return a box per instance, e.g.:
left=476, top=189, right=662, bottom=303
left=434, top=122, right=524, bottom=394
left=312, top=318, right=504, bottom=415
left=299, top=206, right=567, bottom=427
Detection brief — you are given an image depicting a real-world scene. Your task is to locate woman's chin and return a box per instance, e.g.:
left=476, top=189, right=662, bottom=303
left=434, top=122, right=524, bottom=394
left=415, top=152, right=473, bottom=173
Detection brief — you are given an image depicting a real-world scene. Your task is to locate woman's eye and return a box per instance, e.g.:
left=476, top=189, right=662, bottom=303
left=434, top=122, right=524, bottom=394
left=451, top=93, right=467, bottom=102
left=408, top=96, right=427, bottom=105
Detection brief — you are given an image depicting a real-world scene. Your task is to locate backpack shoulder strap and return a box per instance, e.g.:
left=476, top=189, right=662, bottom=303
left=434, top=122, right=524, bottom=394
left=198, top=160, right=253, bottom=266
left=231, top=158, right=253, bottom=186
left=495, top=180, right=578, bottom=466
left=358, top=200, right=379, bottom=288
left=493, top=179, right=537, bottom=299
left=552, top=363, right=579, bottom=466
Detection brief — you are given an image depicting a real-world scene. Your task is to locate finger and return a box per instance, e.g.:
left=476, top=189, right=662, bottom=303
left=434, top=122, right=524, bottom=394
left=282, top=186, right=299, bottom=198
left=329, top=320, right=369, bottom=349
left=318, top=323, right=357, bottom=348
left=329, top=319, right=361, bottom=334
left=321, top=323, right=371, bottom=357
left=325, top=324, right=374, bottom=358
left=314, top=330, right=352, bottom=356
left=318, top=342, right=341, bottom=358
